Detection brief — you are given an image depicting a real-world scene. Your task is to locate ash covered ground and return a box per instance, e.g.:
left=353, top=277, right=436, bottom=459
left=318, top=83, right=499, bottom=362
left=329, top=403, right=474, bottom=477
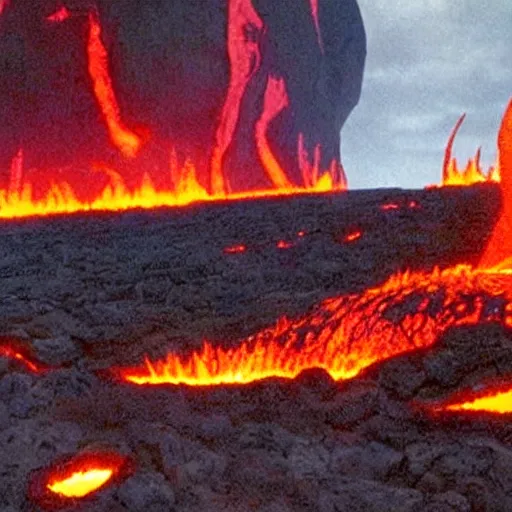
left=2, top=185, right=512, bottom=511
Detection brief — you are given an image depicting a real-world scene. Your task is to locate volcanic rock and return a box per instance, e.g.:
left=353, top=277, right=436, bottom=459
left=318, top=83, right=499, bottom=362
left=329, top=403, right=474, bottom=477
left=1, top=186, right=512, bottom=511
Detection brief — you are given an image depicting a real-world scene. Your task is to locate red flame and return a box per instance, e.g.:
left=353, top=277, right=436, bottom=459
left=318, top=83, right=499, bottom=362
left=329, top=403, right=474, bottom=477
left=0, top=338, right=47, bottom=373
left=29, top=451, right=133, bottom=509
left=46, top=6, right=71, bottom=23
left=116, top=265, right=512, bottom=387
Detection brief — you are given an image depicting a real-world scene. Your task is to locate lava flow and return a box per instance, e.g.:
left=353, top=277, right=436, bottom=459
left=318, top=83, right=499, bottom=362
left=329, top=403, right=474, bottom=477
left=29, top=450, right=132, bottom=509
left=116, top=99, right=512, bottom=388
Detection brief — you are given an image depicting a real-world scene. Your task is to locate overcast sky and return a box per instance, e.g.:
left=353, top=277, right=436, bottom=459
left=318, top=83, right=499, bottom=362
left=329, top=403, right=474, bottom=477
left=341, top=0, right=511, bottom=190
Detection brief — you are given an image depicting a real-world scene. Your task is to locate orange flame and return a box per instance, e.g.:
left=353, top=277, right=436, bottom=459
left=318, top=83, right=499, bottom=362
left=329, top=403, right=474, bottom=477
left=29, top=451, right=132, bottom=508
left=116, top=265, right=512, bottom=387
left=0, top=338, right=47, bottom=373
left=86, top=12, right=141, bottom=159
left=436, top=113, right=500, bottom=187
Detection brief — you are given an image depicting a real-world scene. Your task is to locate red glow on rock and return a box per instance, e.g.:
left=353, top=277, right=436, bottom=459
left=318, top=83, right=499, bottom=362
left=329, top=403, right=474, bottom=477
left=309, top=0, right=324, bottom=52
left=211, top=0, right=264, bottom=195
left=408, top=200, right=419, bottom=209
left=0, top=338, right=47, bottom=374
left=224, top=244, right=247, bottom=254
left=381, top=202, right=399, bottom=211
left=277, top=240, right=294, bottom=250
left=86, top=12, right=141, bottom=159
left=0, top=0, right=9, bottom=16
left=46, top=6, right=71, bottom=23
left=29, top=450, right=133, bottom=509
left=297, top=230, right=306, bottom=238
left=115, top=265, right=512, bottom=387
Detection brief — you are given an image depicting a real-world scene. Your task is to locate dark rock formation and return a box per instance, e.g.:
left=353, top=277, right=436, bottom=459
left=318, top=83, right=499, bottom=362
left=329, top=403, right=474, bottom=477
left=0, top=0, right=365, bottom=192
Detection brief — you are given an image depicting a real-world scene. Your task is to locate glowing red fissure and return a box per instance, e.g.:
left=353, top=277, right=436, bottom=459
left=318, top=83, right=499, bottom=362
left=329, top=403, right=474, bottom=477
left=211, top=0, right=264, bottom=194
left=86, top=12, right=141, bottom=159
left=0, top=339, right=47, bottom=373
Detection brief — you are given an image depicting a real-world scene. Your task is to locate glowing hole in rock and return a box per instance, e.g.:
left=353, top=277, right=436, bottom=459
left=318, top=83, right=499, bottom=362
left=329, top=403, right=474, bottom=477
left=29, top=451, right=132, bottom=509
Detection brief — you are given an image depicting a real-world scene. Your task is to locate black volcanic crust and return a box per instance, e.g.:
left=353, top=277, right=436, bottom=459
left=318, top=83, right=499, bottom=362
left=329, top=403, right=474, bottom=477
left=2, top=184, right=512, bottom=512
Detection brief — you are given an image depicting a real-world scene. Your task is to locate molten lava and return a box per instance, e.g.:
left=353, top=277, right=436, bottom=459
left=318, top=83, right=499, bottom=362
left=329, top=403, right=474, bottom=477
left=479, top=99, right=512, bottom=270
left=48, top=469, right=113, bottom=498
left=438, top=113, right=500, bottom=187
left=117, top=265, right=512, bottom=386
left=29, top=450, right=132, bottom=509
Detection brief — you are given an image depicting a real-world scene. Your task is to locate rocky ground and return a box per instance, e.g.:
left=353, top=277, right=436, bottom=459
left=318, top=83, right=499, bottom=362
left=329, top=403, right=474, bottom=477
left=2, top=184, right=512, bottom=511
